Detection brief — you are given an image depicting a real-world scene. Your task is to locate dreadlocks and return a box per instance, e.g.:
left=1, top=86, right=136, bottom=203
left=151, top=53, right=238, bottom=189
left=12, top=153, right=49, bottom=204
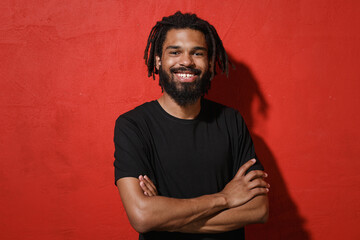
left=144, top=11, right=229, bottom=80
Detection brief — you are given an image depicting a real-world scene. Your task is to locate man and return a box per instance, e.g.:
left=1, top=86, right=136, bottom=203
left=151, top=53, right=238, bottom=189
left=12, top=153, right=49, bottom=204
left=114, top=11, right=269, bottom=240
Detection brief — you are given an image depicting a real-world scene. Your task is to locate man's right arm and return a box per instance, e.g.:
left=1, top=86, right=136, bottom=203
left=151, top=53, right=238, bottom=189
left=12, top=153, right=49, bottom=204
left=116, top=159, right=269, bottom=233
left=175, top=194, right=269, bottom=233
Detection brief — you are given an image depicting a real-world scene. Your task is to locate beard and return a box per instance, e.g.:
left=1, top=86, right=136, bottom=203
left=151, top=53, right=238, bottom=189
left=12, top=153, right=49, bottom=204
left=159, top=66, right=212, bottom=107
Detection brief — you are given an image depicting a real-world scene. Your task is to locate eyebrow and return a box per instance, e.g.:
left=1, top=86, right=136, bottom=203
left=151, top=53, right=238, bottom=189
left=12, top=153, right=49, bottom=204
left=165, top=46, right=181, bottom=50
left=165, top=46, right=208, bottom=51
left=193, top=46, right=208, bottom=51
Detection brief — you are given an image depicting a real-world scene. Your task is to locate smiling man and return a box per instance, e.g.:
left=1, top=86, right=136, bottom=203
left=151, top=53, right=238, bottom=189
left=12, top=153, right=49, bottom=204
left=157, top=28, right=211, bottom=108
left=114, top=12, right=269, bottom=240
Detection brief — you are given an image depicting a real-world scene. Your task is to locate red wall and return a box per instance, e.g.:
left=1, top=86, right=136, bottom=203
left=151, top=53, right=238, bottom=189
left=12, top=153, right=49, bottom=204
left=1, top=1, right=359, bottom=239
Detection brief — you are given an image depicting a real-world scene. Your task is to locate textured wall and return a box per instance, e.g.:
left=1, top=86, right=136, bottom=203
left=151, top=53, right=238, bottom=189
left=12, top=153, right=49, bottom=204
left=1, top=0, right=359, bottom=239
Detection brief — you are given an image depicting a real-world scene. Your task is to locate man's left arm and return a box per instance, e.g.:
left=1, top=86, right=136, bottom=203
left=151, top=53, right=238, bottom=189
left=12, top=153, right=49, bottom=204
left=139, top=175, right=269, bottom=233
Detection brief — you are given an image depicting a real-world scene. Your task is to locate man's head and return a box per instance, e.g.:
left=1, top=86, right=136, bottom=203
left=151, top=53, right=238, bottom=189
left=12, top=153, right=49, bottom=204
left=144, top=12, right=229, bottom=106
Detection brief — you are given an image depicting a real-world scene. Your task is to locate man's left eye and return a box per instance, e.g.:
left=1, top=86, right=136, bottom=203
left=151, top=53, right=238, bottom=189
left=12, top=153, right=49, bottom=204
left=194, top=52, right=204, bottom=56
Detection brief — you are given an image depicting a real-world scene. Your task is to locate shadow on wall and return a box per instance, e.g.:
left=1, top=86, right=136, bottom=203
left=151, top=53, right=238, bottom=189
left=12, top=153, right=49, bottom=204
left=207, top=56, right=310, bottom=240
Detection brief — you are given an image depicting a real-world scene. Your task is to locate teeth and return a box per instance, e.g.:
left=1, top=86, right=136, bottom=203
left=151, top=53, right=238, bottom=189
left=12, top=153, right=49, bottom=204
left=177, top=73, right=194, bottom=78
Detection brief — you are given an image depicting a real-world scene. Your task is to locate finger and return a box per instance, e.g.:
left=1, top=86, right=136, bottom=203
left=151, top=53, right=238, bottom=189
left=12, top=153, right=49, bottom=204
left=139, top=181, right=151, bottom=195
left=250, top=186, right=269, bottom=197
left=235, top=158, right=256, bottom=178
left=138, top=175, right=146, bottom=183
left=138, top=175, right=148, bottom=191
left=245, top=170, right=268, bottom=181
left=248, top=178, right=270, bottom=190
left=144, top=175, right=158, bottom=194
left=138, top=175, right=146, bottom=191
left=139, top=175, right=157, bottom=196
left=142, top=181, right=154, bottom=196
left=145, top=179, right=158, bottom=196
left=142, top=177, right=157, bottom=196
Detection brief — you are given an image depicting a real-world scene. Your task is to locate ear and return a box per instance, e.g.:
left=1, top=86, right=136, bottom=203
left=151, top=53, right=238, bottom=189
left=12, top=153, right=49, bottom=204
left=155, top=56, right=161, bottom=70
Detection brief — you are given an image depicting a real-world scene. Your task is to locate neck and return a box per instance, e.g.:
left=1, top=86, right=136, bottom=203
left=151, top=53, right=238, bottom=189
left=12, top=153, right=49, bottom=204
left=158, top=92, right=201, bottom=120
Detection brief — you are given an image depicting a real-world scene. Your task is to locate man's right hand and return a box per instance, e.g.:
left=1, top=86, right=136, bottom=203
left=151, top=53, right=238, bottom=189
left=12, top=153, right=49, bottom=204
left=220, top=159, right=269, bottom=208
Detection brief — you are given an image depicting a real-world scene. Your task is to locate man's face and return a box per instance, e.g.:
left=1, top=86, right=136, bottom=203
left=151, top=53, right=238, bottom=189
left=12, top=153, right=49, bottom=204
left=156, top=28, right=212, bottom=106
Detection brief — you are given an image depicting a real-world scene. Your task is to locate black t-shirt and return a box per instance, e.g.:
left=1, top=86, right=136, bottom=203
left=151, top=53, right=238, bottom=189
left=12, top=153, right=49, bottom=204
left=114, top=99, right=263, bottom=240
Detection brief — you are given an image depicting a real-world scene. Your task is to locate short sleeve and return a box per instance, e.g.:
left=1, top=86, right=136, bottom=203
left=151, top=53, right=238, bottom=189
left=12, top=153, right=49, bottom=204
left=113, top=116, right=150, bottom=185
left=234, top=112, right=264, bottom=173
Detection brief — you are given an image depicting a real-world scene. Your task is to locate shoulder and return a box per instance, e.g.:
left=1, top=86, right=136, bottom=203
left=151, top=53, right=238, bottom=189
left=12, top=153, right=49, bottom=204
left=201, top=98, right=244, bottom=123
left=114, top=101, right=160, bottom=141
left=116, top=101, right=157, bottom=126
left=114, top=101, right=159, bottom=147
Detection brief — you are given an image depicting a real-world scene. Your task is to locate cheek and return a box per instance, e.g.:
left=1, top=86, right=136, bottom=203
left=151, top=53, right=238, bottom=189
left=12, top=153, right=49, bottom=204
left=161, top=59, right=175, bottom=70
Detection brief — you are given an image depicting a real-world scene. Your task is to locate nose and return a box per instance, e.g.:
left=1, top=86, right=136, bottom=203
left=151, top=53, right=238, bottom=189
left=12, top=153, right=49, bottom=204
left=179, top=52, right=194, bottom=67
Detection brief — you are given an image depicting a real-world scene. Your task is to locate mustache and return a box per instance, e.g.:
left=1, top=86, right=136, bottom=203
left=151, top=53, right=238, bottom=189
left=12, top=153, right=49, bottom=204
left=170, top=67, right=201, bottom=75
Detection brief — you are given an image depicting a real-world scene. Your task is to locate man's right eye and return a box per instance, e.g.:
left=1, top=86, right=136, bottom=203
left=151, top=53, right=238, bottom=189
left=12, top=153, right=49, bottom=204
left=169, top=51, right=180, bottom=55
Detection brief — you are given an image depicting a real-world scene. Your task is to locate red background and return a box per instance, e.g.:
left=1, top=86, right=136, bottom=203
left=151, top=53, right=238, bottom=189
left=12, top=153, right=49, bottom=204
left=1, top=1, right=359, bottom=239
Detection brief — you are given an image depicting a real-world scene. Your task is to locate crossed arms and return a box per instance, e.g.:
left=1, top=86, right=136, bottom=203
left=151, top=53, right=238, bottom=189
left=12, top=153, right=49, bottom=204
left=116, top=159, right=269, bottom=234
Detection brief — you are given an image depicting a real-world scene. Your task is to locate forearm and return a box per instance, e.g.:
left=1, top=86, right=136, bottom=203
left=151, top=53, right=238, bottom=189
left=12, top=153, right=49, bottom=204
left=176, top=195, right=269, bottom=233
left=125, top=160, right=269, bottom=233
left=135, top=194, right=229, bottom=232
left=118, top=178, right=228, bottom=233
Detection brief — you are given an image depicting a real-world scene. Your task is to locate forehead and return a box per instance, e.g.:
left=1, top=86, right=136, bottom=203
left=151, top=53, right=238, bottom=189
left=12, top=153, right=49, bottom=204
left=162, top=28, right=207, bottom=50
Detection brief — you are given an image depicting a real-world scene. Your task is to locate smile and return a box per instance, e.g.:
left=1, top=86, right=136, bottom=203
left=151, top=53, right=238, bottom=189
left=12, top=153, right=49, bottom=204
left=177, top=73, right=195, bottom=78
left=174, top=72, right=197, bottom=82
